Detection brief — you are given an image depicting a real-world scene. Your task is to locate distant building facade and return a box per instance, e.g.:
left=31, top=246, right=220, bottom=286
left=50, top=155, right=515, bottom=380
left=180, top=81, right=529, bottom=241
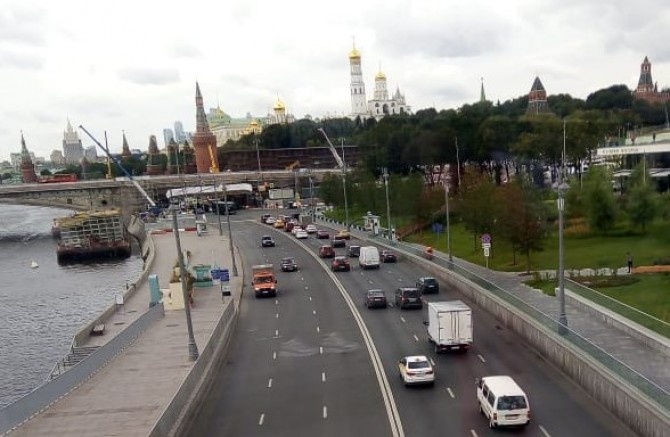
left=50, top=150, right=65, bottom=165
left=174, top=121, right=187, bottom=143
left=526, top=76, right=552, bottom=115
left=62, top=120, right=84, bottom=165
left=633, top=56, right=670, bottom=105
left=85, top=146, right=98, bottom=162
left=163, top=128, right=174, bottom=148
left=208, top=107, right=263, bottom=146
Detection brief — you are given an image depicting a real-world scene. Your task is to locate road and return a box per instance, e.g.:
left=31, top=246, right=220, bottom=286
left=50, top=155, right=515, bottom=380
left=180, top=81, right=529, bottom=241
left=187, top=211, right=637, bottom=437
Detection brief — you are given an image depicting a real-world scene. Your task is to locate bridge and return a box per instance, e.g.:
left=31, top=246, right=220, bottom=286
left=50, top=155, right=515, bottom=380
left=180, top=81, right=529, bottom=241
left=0, top=169, right=335, bottom=212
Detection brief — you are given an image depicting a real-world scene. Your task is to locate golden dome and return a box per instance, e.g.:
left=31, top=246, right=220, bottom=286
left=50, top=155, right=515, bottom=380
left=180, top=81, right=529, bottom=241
left=349, top=47, right=361, bottom=59
left=375, top=70, right=387, bottom=80
left=274, top=98, right=286, bottom=111
left=250, top=119, right=260, bottom=126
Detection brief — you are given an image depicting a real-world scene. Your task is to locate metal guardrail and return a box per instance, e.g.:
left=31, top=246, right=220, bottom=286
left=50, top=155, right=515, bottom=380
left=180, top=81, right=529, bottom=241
left=565, top=278, right=670, bottom=339
left=386, top=239, right=670, bottom=411
left=0, top=303, right=165, bottom=435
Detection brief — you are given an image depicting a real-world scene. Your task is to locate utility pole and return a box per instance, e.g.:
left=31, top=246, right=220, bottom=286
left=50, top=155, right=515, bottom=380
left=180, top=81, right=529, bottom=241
left=223, top=184, right=238, bottom=277
left=557, top=119, right=569, bottom=334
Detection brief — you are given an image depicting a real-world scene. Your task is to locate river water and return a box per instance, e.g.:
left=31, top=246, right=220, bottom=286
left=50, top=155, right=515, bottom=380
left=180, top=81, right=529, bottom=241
left=0, top=205, right=143, bottom=408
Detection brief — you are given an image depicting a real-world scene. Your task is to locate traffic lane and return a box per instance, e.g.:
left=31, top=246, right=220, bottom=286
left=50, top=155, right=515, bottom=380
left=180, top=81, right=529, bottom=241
left=351, top=259, right=635, bottom=436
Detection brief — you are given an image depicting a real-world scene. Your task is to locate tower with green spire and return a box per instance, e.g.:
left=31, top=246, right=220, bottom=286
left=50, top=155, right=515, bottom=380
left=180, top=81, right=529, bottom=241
left=480, top=77, right=487, bottom=103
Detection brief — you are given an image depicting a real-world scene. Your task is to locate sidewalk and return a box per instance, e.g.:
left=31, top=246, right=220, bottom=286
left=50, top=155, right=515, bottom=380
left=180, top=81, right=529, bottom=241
left=8, top=229, right=242, bottom=437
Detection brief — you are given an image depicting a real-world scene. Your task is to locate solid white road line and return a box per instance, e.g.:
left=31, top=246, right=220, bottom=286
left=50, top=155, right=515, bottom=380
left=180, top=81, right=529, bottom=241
left=539, top=425, right=551, bottom=437
left=400, top=317, right=406, bottom=323
left=477, top=354, right=486, bottom=363
left=413, top=334, right=419, bottom=342
left=322, top=372, right=326, bottom=382
left=446, top=387, right=455, bottom=398
left=267, top=378, right=273, bottom=388
left=470, top=430, right=478, bottom=437
left=258, top=413, right=265, bottom=426
left=323, top=406, right=328, bottom=419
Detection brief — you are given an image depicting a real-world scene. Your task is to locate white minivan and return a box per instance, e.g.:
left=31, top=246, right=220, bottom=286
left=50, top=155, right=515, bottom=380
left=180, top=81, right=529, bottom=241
left=359, top=246, right=380, bottom=269
left=476, top=375, right=530, bottom=428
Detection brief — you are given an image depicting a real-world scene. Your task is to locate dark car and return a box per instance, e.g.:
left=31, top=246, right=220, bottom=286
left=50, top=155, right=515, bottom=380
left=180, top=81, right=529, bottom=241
left=381, top=250, right=397, bottom=263
left=332, top=238, right=346, bottom=248
left=365, top=289, right=387, bottom=309
left=395, top=287, right=423, bottom=310
left=316, top=230, right=330, bottom=239
left=280, top=257, right=298, bottom=272
left=331, top=256, right=351, bottom=272
left=416, top=277, right=439, bottom=294
left=261, top=235, right=275, bottom=247
left=318, top=245, right=335, bottom=258
left=348, top=245, right=361, bottom=257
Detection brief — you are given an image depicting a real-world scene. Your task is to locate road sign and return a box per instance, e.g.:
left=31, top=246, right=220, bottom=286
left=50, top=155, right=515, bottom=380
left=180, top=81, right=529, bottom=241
left=432, top=222, right=444, bottom=234
left=483, top=246, right=490, bottom=257
left=481, top=233, right=491, bottom=245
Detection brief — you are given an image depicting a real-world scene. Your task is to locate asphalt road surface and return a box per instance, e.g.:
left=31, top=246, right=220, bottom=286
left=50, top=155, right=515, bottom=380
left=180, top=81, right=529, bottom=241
left=187, top=212, right=637, bottom=437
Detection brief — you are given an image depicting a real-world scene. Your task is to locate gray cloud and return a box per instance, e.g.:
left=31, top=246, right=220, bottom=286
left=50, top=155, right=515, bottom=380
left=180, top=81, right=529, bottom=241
left=0, top=49, right=44, bottom=70
left=0, top=4, right=47, bottom=46
left=117, top=68, right=180, bottom=85
left=168, top=43, right=202, bottom=59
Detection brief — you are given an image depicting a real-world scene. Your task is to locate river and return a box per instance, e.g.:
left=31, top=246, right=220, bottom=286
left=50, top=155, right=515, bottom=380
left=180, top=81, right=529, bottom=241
left=0, top=205, right=143, bottom=408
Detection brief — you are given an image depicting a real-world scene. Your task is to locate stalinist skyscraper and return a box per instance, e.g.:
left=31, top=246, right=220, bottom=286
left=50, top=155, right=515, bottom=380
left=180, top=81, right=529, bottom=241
left=192, top=82, right=219, bottom=173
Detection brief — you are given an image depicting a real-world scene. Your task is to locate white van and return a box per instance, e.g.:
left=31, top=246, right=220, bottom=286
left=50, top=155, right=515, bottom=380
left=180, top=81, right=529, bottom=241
left=476, top=375, right=530, bottom=428
left=359, top=246, right=380, bottom=269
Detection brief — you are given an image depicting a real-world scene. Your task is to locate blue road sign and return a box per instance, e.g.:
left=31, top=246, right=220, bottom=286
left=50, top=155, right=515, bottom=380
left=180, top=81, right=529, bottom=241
left=432, top=223, right=444, bottom=234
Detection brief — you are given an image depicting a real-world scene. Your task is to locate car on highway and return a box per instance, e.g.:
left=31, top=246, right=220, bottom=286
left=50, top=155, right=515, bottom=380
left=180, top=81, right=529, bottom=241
left=365, top=289, right=387, bottom=308
left=331, top=256, right=351, bottom=272
left=261, top=235, right=275, bottom=247
left=334, top=229, right=351, bottom=240
left=332, top=238, right=346, bottom=248
left=417, top=277, right=439, bottom=294
left=347, top=245, right=361, bottom=257
left=261, top=214, right=271, bottom=223
left=381, top=250, right=397, bottom=263
left=398, top=355, right=435, bottom=386
left=280, top=257, right=298, bottom=272
left=274, top=219, right=285, bottom=229
left=305, top=224, right=317, bottom=234
left=265, top=216, right=277, bottom=225
left=295, top=229, right=308, bottom=239
left=316, top=229, right=330, bottom=239
left=395, top=287, right=423, bottom=310
left=291, top=225, right=303, bottom=235
left=476, top=375, right=530, bottom=428
left=318, top=245, right=335, bottom=258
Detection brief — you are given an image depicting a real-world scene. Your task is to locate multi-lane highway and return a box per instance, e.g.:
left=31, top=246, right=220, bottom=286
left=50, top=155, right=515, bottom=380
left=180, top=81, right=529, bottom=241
left=187, top=211, right=636, bottom=437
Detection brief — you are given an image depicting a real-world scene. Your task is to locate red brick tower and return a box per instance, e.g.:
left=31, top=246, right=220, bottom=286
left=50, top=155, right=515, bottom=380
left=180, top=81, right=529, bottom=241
left=121, top=131, right=132, bottom=158
left=20, top=131, right=37, bottom=183
left=193, top=82, right=219, bottom=173
left=526, top=76, right=551, bottom=115
left=146, top=135, right=163, bottom=176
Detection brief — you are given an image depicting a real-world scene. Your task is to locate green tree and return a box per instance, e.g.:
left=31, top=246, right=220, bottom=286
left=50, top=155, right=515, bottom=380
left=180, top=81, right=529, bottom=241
left=457, top=167, right=497, bottom=250
left=40, top=168, right=52, bottom=176
left=626, top=162, right=658, bottom=233
left=583, top=166, right=617, bottom=233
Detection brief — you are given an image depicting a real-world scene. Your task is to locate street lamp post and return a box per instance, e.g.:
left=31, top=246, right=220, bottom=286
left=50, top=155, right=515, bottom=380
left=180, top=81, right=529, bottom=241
left=215, top=186, right=223, bottom=236
left=254, top=136, right=264, bottom=211
left=309, top=174, right=315, bottom=223
left=171, top=209, right=199, bottom=361
left=455, top=137, right=461, bottom=187
left=557, top=120, right=569, bottom=333
left=383, top=168, right=392, bottom=240
left=223, top=184, right=239, bottom=277
left=444, top=177, right=453, bottom=262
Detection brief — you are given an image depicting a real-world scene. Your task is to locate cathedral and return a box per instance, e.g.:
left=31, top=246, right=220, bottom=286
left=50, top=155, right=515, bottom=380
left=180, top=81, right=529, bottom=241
left=348, top=43, right=411, bottom=120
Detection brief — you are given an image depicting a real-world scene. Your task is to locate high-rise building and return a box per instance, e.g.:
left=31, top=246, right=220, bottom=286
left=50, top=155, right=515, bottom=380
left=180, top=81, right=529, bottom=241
left=192, top=82, right=219, bottom=173
left=163, top=128, right=174, bottom=148
left=62, top=119, right=84, bottom=165
left=174, top=121, right=186, bottom=143
left=526, top=77, right=551, bottom=115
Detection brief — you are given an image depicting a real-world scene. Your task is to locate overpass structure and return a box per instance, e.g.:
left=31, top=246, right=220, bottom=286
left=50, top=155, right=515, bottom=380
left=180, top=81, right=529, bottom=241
left=0, top=170, right=333, bottom=213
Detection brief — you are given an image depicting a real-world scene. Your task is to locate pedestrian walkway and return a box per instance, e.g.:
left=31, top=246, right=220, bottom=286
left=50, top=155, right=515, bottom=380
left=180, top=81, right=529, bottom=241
left=7, top=230, right=242, bottom=437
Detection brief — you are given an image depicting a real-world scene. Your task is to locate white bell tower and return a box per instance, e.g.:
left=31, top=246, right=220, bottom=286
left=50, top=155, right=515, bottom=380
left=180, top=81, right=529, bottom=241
left=349, top=41, right=368, bottom=118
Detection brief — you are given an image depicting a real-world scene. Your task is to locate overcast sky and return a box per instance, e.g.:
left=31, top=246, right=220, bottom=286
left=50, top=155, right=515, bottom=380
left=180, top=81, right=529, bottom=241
left=1, top=0, right=669, bottom=162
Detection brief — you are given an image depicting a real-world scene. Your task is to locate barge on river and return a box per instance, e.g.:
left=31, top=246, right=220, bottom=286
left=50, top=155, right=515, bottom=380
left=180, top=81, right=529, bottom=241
left=56, top=209, right=131, bottom=262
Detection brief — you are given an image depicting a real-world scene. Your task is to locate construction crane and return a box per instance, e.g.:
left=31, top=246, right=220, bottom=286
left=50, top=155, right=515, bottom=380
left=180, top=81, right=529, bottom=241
left=317, top=128, right=349, bottom=229
left=79, top=125, right=156, bottom=207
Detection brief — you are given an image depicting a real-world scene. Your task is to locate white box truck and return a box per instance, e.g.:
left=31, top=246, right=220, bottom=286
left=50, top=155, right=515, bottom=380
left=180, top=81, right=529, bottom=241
left=427, top=300, right=473, bottom=353
left=359, top=246, right=380, bottom=269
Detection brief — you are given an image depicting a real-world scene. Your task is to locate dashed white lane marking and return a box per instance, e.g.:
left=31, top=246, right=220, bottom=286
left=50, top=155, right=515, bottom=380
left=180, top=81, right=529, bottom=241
left=273, top=351, right=277, bottom=360
left=316, top=326, right=320, bottom=333
left=323, top=406, right=328, bottom=419
left=413, top=334, right=419, bottom=342
left=305, top=286, right=309, bottom=290
left=446, top=387, right=455, bottom=398
left=429, top=358, right=435, bottom=366
left=477, top=354, right=486, bottom=363
left=276, top=313, right=279, bottom=319
left=368, top=280, right=374, bottom=284
left=539, top=425, right=551, bottom=437
left=319, top=346, right=323, bottom=354
left=275, top=329, right=279, bottom=337
left=259, top=413, right=265, bottom=426
left=313, top=310, right=317, bottom=315
left=309, top=296, right=312, bottom=301
left=267, top=378, right=273, bottom=388
left=469, top=430, right=477, bottom=437
left=322, top=372, right=326, bottom=382
left=400, top=317, right=406, bottom=323
left=275, top=299, right=279, bottom=305
left=397, top=277, right=403, bottom=282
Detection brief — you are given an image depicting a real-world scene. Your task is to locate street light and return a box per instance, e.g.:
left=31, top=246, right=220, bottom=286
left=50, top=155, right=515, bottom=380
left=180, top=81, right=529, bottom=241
left=308, top=173, right=315, bottom=223
left=171, top=209, right=199, bottom=361
left=223, top=183, right=239, bottom=277
left=254, top=135, right=264, bottom=212
left=443, top=176, right=453, bottom=262
left=556, top=119, right=569, bottom=333
left=383, top=168, right=392, bottom=241
left=455, top=137, right=461, bottom=188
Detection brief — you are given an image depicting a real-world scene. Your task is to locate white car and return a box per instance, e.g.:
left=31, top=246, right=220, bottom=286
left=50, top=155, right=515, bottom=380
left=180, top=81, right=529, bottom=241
left=265, top=216, right=277, bottom=225
left=398, top=355, right=435, bottom=386
left=305, top=224, right=317, bottom=234
left=291, top=225, right=303, bottom=235
left=295, top=229, right=309, bottom=239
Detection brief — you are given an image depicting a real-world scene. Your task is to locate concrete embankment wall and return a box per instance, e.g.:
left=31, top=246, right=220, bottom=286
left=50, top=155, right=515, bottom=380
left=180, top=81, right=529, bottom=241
left=404, top=253, right=670, bottom=437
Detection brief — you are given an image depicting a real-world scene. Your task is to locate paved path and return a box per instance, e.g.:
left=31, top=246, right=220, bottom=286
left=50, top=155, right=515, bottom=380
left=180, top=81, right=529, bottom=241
left=9, top=229, right=242, bottom=437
